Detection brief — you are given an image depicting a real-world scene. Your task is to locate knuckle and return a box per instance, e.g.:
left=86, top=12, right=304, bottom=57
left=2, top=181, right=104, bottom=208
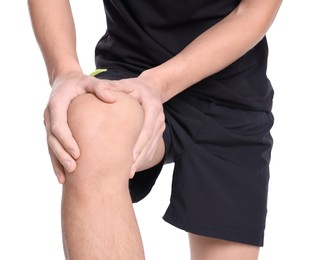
left=47, top=102, right=55, bottom=114
left=43, top=108, right=50, bottom=122
left=48, top=95, right=59, bottom=107
left=51, top=148, right=67, bottom=164
left=43, top=107, right=49, bottom=117
left=50, top=122, right=60, bottom=135
left=46, top=134, right=56, bottom=148
left=48, top=96, right=65, bottom=113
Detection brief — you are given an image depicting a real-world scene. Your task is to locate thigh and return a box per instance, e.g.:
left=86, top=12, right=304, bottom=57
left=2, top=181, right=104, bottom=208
left=189, top=233, right=260, bottom=260
left=162, top=92, right=274, bottom=246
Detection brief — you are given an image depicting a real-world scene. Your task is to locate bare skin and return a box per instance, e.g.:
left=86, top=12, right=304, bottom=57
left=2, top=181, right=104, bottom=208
left=28, top=0, right=282, bottom=258
left=189, top=234, right=260, bottom=260
left=62, top=92, right=164, bottom=259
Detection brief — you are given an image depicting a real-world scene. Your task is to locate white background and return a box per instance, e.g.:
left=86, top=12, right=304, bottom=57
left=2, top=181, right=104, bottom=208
left=1, top=1, right=317, bottom=259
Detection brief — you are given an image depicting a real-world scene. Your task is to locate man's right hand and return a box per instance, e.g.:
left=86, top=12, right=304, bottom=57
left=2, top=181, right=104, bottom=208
left=44, top=71, right=117, bottom=184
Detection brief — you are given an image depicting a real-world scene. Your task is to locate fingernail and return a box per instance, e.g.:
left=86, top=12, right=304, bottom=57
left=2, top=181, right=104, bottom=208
left=64, top=160, right=71, bottom=171
left=130, top=168, right=136, bottom=179
left=68, top=149, right=76, bottom=158
left=57, top=173, right=63, bottom=184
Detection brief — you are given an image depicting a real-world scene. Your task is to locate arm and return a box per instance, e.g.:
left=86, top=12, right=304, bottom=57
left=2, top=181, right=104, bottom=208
left=139, top=0, right=283, bottom=102
left=113, top=0, right=282, bottom=174
left=28, top=0, right=116, bottom=182
left=28, top=0, right=81, bottom=83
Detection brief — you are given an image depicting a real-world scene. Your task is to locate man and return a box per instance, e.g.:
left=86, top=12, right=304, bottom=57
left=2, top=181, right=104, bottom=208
left=28, top=0, right=282, bottom=259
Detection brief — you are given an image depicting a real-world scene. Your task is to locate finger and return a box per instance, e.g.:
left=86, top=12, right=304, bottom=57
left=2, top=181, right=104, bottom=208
left=130, top=119, right=165, bottom=178
left=132, top=103, right=161, bottom=159
left=87, top=79, right=117, bottom=103
left=129, top=128, right=156, bottom=178
left=48, top=147, right=66, bottom=184
left=45, top=110, right=77, bottom=173
left=47, top=100, right=80, bottom=160
left=47, top=133, right=77, bottom=172
left=131, top=123, right=163, bottom=172
left=134, top=105, right=164, bottom=160
left=133, top=122, right=153, bottom=162
left=130, top=134, right=159, bottom=178
left=145, top=125, right=165, bottom=160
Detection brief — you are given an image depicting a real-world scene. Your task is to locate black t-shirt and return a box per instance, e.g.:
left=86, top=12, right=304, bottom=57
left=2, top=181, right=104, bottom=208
left=95, top=0, right=273, bottom=111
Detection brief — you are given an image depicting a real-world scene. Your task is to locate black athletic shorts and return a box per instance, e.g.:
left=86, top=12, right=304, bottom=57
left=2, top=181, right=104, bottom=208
left=94, top=69, right=274, bottom=247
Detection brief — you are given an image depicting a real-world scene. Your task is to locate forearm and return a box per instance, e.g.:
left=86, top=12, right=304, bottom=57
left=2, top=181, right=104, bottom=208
left=141, top=0, right=282, bottom=103
left=28, top=0, right=82, bottom=84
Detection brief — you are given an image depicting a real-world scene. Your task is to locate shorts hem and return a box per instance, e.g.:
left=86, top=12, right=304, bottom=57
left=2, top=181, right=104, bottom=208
left=163, top=212, right=264, bottom=247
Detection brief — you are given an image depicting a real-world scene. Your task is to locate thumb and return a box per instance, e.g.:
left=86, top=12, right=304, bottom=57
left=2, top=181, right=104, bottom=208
left=95, top=88, right=117, bottom=103
left=92, top=81, right=118, bottom=103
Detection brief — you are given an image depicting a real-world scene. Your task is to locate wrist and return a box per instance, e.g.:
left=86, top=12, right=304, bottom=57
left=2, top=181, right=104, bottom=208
left=48, top=57, right=82, bottom=86
left=139, top=54, right=192, bottom=102
left=138, top=69, right=169, bottom=103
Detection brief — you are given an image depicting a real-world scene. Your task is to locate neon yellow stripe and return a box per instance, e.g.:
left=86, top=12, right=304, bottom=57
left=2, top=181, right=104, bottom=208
left=89, top=68, right=107, bottom=77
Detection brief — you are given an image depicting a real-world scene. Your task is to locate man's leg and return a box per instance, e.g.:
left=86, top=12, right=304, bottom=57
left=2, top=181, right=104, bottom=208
left=61, top=92, right=164, bottom=260
left=188, top=233, right=260, bottom=260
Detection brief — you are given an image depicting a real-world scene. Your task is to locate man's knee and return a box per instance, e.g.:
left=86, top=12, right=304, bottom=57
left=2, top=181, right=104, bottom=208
left=66, top=92, right=144, bottom=184
left=68, top=92, right=144, bottom=143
